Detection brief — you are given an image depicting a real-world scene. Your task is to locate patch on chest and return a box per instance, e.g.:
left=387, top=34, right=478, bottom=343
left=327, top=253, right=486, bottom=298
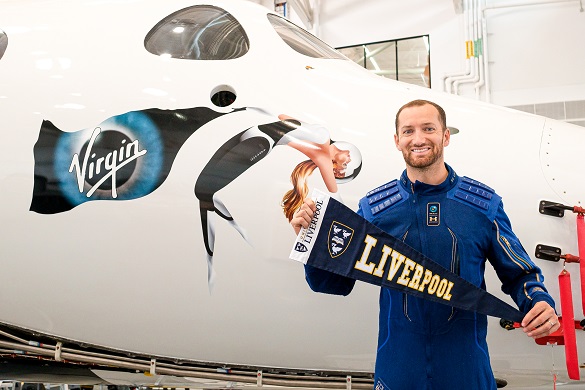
left=427, top=202, right=440, bottom=226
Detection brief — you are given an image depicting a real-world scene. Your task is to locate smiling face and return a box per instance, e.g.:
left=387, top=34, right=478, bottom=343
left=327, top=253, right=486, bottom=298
left=394, top=103, right=450, bottom=173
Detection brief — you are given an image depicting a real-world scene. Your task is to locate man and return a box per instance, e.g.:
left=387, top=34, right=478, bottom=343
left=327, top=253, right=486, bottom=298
left=290, top=99, right=558, bottom=389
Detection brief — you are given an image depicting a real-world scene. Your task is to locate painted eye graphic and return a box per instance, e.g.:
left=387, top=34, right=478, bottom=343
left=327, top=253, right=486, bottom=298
left=54, top=111, right=163, bottom=207
left=31, top=107, right=225, bottom=214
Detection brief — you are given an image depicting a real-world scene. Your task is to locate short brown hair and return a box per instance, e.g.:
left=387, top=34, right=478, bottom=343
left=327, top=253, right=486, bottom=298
left=395, top=99, right=447, bottom=134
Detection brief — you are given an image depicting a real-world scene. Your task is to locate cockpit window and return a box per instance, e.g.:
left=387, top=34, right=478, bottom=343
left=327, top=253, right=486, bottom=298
left=145, top=5, right=249, bottom=60
left=0, top=29, right=7, bottom=61
left=267, top=14, right=346, bottom=60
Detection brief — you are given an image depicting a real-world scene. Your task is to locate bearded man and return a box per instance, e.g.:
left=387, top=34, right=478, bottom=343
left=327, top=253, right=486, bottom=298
left=291, top=99, right=557, bottom=390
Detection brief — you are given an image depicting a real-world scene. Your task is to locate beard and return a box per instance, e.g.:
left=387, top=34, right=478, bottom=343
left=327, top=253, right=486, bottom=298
left=402, top=144, right=444, bottom=170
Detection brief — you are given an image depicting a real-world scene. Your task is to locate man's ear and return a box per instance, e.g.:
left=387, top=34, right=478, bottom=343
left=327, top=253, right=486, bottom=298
left=443, top=128, right=451, bottom=147
left=394, top=133, right=401, bottom=150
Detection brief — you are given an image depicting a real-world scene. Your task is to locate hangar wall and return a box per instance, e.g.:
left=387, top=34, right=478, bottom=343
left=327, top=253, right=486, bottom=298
left=256, top=0, right=585, bottom=110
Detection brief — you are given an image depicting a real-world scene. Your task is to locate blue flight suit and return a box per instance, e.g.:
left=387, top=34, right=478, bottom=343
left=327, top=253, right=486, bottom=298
left=304, top=164, right=555, bottom=390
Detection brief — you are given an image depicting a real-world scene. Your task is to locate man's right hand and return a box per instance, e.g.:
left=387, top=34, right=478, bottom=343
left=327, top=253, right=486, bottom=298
left=290, top=198, right=316, bottom=235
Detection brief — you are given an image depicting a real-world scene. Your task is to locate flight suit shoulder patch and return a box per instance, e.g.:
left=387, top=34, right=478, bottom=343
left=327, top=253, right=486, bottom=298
left=364, top=179, right=407, bottom=216
left=450, top=176, right=501, bottom=217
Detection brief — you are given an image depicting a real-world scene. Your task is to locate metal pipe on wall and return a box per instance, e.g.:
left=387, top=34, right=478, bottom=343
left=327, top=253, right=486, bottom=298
left=480, top=5, right=491, bottom=102
left=313, top=0, right=320, bottom=37
left=442, top=0, right=581, bottom=101
left=442, top=0, right=472, bottom=93
left=288, top=0, right=314, bottom=30
left=474, top=0, right=486, bottom=100
left=453, top=0, right=481, bottom=94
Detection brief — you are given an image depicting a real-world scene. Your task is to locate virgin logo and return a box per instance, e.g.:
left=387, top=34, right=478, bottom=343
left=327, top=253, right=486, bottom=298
left=68, top=127, right=147, bottom=198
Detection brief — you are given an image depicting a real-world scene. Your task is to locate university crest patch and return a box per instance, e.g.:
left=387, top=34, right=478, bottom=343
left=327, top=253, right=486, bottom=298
left=294, top=242, right=308, bottom=252
left=328, top=221, right=354, bottom=258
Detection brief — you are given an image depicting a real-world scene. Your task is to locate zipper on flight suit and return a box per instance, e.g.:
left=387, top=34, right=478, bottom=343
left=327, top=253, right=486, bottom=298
left=402, top=182, right=458, bottom=322
left=403, top=182, right=416, bottom=321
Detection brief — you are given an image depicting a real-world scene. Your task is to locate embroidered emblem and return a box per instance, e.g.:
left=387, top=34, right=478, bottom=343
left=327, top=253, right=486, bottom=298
left=328, top=221, right=354, bottom=258
left=427, top=202, right=440, bottom=226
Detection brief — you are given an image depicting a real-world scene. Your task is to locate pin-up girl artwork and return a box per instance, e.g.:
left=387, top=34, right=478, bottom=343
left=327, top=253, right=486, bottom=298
left=195, top=113, right=362, bottom=285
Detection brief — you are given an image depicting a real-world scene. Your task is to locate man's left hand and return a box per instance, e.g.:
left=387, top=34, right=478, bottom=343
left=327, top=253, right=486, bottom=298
left=521, top=301, right=559, bottom=339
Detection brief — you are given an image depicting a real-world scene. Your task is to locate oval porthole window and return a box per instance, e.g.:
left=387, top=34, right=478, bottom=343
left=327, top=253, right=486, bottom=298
left=145, top=5, right=249, bottom=60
